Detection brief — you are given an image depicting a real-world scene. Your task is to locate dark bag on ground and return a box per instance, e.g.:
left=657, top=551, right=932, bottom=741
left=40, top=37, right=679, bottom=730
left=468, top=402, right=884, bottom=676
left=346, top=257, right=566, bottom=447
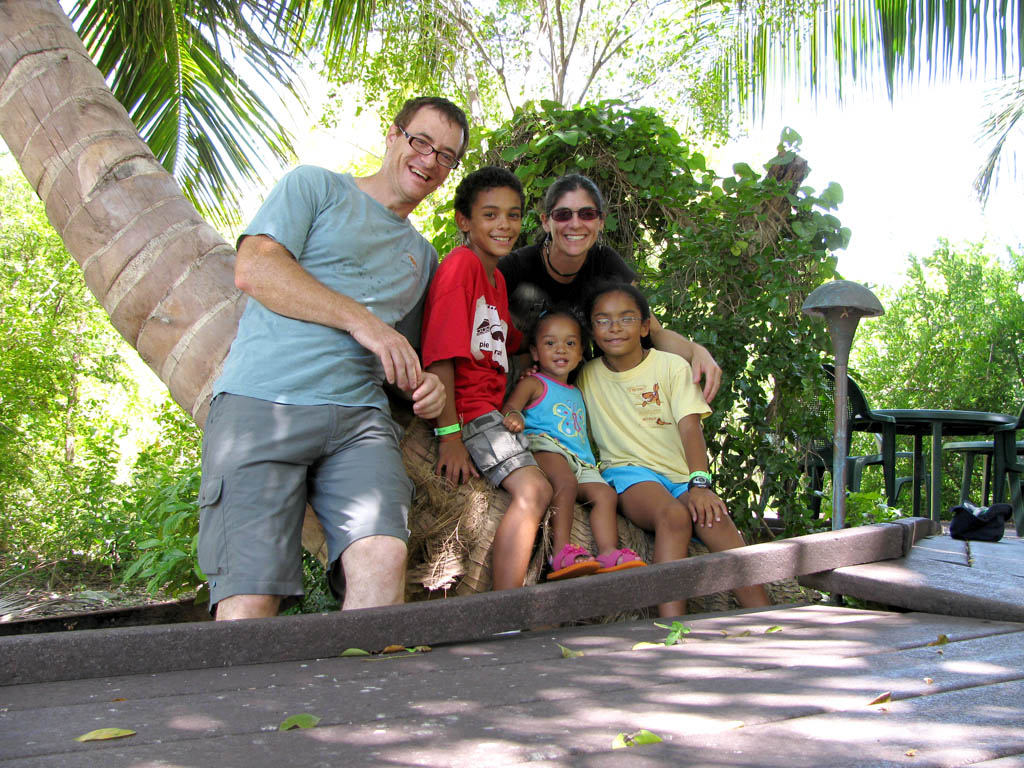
left=949, top=502, right=1013, bottom=542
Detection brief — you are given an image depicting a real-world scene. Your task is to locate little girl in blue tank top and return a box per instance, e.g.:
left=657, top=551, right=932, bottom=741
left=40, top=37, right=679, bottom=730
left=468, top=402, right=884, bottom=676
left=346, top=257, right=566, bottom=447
left=502, top=309, right=646, bottom=580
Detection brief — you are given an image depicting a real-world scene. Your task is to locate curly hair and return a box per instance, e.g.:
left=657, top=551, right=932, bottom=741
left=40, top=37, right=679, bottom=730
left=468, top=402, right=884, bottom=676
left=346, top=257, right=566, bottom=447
left=528, top=306, right=585, bottom=347
left=453, top=166, right=525, bottom=219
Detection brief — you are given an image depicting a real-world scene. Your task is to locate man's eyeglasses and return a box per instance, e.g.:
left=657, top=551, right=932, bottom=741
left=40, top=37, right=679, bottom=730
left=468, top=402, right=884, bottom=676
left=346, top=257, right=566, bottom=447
left=549, top=206, right=602, bottom=222
left=592, top=315, right=640, bottom=329
left=397, top=126, right=460, bottom=169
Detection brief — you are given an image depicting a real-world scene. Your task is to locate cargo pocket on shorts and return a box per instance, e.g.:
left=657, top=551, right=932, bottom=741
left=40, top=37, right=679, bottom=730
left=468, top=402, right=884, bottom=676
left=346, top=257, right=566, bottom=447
left=462, top=421, right=524, bottom=476
left=197, top=475, right=227, bottom=576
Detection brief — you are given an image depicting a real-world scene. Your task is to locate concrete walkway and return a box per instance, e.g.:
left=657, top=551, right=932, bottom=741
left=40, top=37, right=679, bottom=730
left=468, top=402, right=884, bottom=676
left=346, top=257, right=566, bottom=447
left=2, top=522, right=1022, bottom=767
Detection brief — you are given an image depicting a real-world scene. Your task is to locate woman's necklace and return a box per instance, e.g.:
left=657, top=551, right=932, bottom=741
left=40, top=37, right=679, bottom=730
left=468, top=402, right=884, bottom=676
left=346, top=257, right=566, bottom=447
left=543, top=237, right=584, bottom=279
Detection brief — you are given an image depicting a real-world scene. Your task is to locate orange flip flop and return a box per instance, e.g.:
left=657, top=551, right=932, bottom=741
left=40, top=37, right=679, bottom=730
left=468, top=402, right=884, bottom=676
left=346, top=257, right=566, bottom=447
left=548, top=544, right=601, bottom=580
left=595, top=548, right=647, bottom=574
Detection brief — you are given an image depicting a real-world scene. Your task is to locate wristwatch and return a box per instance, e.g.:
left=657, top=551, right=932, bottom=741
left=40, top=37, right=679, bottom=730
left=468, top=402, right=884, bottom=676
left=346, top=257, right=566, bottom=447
left=688, top=473, right=713, bottom=490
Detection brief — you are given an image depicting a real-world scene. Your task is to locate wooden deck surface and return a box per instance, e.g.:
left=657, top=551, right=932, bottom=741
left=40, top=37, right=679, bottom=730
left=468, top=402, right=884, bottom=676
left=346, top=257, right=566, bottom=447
left=2, top=528, right=1022, bottom=767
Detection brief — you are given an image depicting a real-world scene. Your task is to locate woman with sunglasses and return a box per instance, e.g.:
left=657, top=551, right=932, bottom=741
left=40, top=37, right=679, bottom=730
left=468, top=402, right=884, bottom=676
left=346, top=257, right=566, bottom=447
left=498, top=173, right=722, bottom=402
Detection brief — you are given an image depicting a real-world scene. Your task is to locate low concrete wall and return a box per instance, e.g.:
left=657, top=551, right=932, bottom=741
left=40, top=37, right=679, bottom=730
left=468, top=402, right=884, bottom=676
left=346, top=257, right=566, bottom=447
left=0, top=518, right=936, bottom=686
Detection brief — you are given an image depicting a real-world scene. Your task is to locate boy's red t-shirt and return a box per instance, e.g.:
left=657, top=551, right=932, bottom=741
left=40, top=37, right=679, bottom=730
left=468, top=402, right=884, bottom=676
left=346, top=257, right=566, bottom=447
left=421, top=245, right=523, bottom=423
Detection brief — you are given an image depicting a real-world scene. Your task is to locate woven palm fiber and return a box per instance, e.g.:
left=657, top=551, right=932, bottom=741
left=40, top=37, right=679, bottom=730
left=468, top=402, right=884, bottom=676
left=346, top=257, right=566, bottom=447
left=304, top=415, right=810, bottom=612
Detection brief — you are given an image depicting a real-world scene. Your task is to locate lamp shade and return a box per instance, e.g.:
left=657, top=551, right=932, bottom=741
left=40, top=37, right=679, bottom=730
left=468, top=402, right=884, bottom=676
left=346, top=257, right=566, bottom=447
left=802, top=280, right=884, bottom=319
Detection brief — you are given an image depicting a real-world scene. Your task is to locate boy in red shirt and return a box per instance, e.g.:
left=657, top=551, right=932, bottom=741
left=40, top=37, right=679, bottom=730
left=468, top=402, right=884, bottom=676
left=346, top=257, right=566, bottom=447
left=422, top=167, right=553, bottom=590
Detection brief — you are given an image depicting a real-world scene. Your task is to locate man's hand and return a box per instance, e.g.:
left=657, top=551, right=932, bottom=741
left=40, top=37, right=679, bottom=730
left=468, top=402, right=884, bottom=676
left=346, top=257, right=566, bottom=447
left=411, top=372, right=445, bottom=420
left=679, top=487, right=728, bottom=529
left=689, top=344, right=722, bottom=403
left=348, top=310, right=424, bottom=392
left=436, top=437, right=479, bottom=485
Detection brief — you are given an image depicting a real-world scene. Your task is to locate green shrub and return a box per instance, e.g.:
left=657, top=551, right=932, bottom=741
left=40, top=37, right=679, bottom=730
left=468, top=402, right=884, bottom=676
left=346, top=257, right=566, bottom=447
left=117, top=399, right=204, bottom=598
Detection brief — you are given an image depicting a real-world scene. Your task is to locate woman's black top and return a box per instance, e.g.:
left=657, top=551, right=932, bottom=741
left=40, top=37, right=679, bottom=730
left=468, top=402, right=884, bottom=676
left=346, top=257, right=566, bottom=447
left=497, top=242, right=636, bottom=331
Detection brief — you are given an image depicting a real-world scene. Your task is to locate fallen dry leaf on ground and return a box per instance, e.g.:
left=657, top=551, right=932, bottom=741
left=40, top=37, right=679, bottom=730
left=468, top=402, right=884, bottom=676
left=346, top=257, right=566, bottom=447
left=612, top=729, right=663, bottom=749
left=557, top=643, right=584, bottom=658
left=631, top=641, right=664, bottom=650
left=75, top=728, right=135, bottom=742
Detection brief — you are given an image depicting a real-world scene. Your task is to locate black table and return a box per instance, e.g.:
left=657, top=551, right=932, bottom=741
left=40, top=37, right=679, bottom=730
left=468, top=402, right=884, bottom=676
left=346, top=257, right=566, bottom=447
left=871, top=409, right=1019, bottom=522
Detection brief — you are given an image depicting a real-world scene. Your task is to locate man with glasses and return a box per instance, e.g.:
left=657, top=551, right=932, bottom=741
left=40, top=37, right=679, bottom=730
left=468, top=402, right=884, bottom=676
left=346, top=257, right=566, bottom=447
left=199, top=97, right=470, bottom=621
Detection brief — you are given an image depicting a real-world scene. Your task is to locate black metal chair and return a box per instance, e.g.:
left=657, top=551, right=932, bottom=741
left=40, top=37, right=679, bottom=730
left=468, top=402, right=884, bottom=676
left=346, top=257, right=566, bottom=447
left=992, top=404, right=1024, bottom=535
left=943, top=406, right=1024, bottom=506
left=801, top=365, right=924, bottom=515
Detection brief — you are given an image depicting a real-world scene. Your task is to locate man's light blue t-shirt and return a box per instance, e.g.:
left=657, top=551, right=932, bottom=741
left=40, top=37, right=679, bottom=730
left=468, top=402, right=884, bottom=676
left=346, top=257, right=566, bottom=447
left=213, top=166, right=438, bottom=412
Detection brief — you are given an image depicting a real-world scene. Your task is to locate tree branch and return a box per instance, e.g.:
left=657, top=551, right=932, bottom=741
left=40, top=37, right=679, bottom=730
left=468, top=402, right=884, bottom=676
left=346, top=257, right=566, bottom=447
left=445, top=0, right=516, bottom=112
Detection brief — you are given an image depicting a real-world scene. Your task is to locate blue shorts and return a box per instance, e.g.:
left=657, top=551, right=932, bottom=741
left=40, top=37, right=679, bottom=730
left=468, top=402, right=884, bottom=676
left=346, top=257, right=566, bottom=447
left=601, top=465, right=690, bottom=498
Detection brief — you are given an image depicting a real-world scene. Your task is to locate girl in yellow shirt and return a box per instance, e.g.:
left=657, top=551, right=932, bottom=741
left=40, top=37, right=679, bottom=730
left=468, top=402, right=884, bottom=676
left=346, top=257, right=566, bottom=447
left=579, top=283, right=770, bottom=617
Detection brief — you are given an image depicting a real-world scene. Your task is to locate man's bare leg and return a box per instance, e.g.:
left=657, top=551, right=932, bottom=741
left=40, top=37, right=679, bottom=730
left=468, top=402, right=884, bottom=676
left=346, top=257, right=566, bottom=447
left=341, top=535, right=407, bottom=610
left=215, top=594, right=281, bottom=620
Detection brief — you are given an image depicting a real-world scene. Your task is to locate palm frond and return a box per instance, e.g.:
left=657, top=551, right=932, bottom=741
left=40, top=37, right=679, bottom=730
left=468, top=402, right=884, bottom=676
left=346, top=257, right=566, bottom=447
left=727, top=0, right=1023, bottom=114
left=974, top=76, right=1024, bottom=206
left=69, top=0, right=379, bottom=228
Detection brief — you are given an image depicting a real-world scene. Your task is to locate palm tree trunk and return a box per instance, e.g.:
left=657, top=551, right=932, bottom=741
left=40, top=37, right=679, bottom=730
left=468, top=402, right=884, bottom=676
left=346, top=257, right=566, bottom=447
left=0, top=0, right=244, bottom=428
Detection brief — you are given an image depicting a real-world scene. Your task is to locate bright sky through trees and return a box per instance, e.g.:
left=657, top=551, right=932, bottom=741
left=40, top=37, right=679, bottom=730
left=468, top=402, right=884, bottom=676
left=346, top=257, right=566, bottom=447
left=717, top=76, right=1024, bottom=288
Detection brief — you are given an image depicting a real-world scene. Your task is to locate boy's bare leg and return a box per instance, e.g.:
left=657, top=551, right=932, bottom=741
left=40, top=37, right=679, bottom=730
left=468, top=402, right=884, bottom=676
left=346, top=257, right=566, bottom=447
left=341, top=535, right=407, bottom=610
left=534, top=452, right=579, bottom=553
left=491, top=466, right=552, bottom=590
left=215, top=594, right=281, bottom=620
left=618, top=482, right=693, bottom=617
left=578, top=481, right=620, bottom=555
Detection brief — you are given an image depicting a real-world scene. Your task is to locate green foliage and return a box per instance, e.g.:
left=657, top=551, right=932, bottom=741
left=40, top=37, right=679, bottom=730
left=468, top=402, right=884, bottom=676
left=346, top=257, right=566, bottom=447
left=850, top=241, right=1024, bottom=512
left=68, top=0, right=379, bottom=228
left=281, top=551, right=341, bottom=615
left=975, top=78, right=1024, bottom=207
left=729, top=0, right=1023, bottom=116
left=438, top=101, right=844, bottom=536
left=854, top=242, right=1024, bottom=414
left=324, top=0, right=744, bottom=139
left=117, top=400, right=204, bottom=597
left=819, top=489, right=904, bottom=529
left=654, top=620, right=692, bottom=645
left=0, top=173, right=205, bottom=594
left=0, top=174, right=138, bottom=577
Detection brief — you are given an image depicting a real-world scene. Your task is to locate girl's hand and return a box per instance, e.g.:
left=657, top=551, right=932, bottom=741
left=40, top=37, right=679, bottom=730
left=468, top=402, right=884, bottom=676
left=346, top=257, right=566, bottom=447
left=516, top=361, right=539, bottom=382
left=680, top=487, right=728, bottom=528
left=436, top=437, right=479, bottom=485
left=503, top=412, right=525, bottom=433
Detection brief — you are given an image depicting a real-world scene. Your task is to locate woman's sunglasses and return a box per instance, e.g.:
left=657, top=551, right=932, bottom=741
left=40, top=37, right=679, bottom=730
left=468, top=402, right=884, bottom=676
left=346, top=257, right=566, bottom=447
left=549, top=206, right=602, bottom=222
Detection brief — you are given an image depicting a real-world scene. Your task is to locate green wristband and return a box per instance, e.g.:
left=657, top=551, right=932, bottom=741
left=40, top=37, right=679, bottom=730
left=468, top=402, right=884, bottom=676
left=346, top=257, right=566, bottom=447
left=434, top=423, right=461, bottom=436
left=689, top=470, right=713, bottom=482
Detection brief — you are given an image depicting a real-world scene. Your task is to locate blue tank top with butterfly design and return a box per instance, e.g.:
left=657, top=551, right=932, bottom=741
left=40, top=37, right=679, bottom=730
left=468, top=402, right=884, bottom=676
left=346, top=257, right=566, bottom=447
left=522, top=373, right=598, bottom=466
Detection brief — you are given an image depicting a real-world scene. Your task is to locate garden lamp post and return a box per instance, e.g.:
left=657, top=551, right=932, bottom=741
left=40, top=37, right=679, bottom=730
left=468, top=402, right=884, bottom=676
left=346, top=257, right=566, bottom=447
left=802, top=281, right=884, bottom=529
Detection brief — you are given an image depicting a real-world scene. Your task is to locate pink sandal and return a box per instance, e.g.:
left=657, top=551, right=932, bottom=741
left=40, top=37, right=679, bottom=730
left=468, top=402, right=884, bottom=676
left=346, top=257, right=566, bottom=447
left=548, top=544, right=601, bottom=581
left=595, top=547, right=647, bottom=574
